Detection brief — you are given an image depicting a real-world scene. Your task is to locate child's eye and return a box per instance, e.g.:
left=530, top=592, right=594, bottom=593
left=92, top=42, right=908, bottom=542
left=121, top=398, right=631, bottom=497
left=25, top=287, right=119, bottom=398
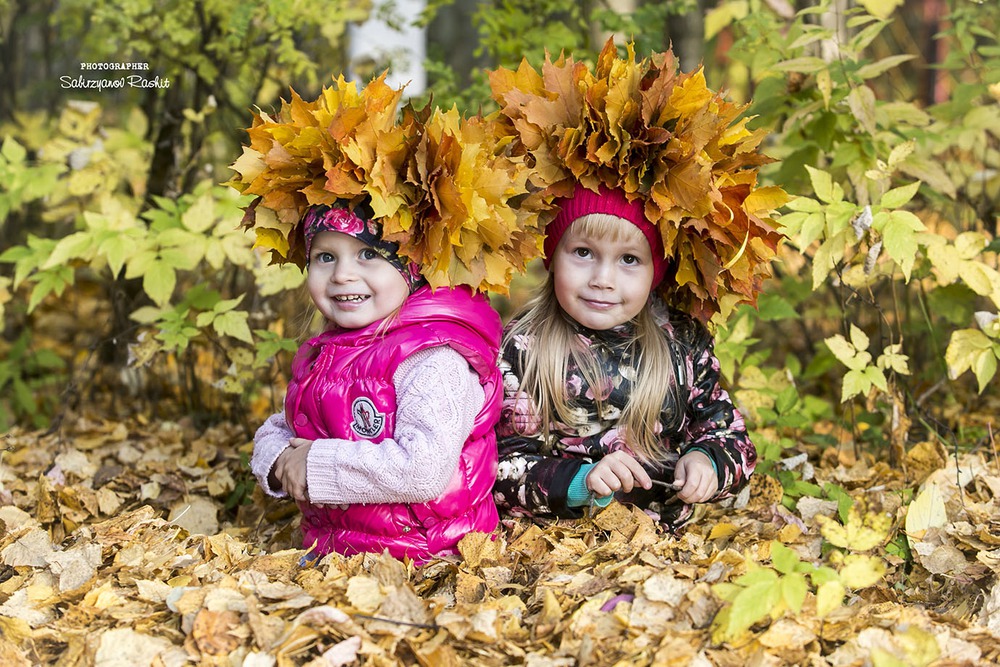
left=622, top=254, right=640, bottom=266
left=572, top=247, right=592, bottom=258
left=360, top=248, right=380, bottom=261
left=315, top=252, right=334, bottom=263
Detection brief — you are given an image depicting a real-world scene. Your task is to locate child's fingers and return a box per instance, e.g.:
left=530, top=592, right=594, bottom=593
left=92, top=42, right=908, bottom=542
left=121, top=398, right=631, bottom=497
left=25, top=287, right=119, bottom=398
left=677, top=470, right=715, bottom=503
left=289, top=438, right=311, bottom=448
left=624, top=457, right=653, bottom=490
left=588, top=465, right=631, bottom=496
left=607, top=459, right=641, bottom=493
left=678, top=472, right=706, bottom=503
left=275, top=446, right=310, bottom=502
left=606, top=451, right=651, bottom=492
left=275, top=465, right=301, bottom=500
left=587, top=469, right=618, bottom=497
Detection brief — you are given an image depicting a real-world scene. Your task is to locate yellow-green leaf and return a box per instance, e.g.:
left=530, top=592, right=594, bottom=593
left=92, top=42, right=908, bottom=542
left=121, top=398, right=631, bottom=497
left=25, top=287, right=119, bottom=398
left=945, top=328, right=997, bottom=390
left=864, top=365, right=888, bottom=392
left=849, top=324, right=870, bottom=352
left=781, top=572, right=808, bottom=613
left=857, top=0, right=905, bottom=20
left=770, top=542, right=801, bottom=575
left=42, top=231, right=94, bottom=270
left=727, top=580, right=780, bottom=636
left=213, top=311, right=253, bottom=344
left=879, top=181, right=921, bottom=210
left=848, top=85, right=877, bottom=134
left=817, top=505, right=891, bottom=551
left=100, top=234, right=129, bottom=276
left=841, top=368, right=870, bottom=401
left=904, top=483, right=948, bottom=547
left=805, top=166, right=837, bottom=204
left=181, top=194, right=216, bottom=233
left=838, top=554, right=886, bottom=589
left=825, top=334, right=859, bottom=368
left=143, top=261, right=176, bottom=307
left=815, top=580, right=845, bottom=618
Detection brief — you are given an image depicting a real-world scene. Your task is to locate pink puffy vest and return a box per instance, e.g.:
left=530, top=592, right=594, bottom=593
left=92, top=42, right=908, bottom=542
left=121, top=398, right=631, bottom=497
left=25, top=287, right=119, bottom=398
left=284, top=285, right=502, bottom=564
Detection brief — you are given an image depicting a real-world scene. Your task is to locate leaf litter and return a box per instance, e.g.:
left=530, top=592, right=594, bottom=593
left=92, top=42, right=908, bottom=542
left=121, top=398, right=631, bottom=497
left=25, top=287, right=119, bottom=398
left=2, top=415, right=999, bottom=666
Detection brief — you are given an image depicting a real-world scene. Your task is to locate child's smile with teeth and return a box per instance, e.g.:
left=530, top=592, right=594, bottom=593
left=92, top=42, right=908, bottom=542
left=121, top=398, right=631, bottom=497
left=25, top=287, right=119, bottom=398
left=307, top=231, right=410, bottom=330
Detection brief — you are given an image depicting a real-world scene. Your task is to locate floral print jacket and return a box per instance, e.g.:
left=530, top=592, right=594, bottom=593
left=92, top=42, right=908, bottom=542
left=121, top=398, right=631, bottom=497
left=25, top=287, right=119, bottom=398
left=493, top=299, right=756, bottom=529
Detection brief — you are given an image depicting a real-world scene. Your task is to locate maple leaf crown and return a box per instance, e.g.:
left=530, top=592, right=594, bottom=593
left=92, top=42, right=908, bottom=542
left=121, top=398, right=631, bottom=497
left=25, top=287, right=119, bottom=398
left=488, top=38, right=789, bottom=321
left=227, top=72, right=547, bottom=294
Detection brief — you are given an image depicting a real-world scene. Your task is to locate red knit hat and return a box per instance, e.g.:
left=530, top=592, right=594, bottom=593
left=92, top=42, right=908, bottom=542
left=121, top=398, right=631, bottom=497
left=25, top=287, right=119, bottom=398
left=543, top=185, right=668, bottom=286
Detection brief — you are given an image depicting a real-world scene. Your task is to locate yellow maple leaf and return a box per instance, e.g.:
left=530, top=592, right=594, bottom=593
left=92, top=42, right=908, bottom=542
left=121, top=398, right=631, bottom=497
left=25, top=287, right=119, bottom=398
left=816, top=504, right=891, bottom=552
left=743, top=185, right=792, bottom=215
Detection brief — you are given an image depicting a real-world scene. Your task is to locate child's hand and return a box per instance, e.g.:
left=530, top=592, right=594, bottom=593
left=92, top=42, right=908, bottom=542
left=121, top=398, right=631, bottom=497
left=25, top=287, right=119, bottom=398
left=673, top=450, right=718, bottom=503
left=273, top=439, right=313, bottom=502
left=586, top=451, right=652, bottom=497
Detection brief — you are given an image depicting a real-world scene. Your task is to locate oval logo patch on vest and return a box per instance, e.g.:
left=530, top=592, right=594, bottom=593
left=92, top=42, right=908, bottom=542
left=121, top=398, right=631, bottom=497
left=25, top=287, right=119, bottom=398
left=350, top=396, right=385, bottom=439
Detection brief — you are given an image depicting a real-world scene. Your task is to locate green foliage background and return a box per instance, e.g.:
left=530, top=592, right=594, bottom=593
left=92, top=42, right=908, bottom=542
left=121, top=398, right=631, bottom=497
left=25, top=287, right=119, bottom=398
left=1, top=0, right=999, bottom=505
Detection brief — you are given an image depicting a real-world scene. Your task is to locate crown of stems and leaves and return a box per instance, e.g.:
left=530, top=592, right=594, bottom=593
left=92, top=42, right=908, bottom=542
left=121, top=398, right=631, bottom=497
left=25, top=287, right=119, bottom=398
left=226, top=73, right=546, bottom=293
left=489, top=39, right=789, bottom=321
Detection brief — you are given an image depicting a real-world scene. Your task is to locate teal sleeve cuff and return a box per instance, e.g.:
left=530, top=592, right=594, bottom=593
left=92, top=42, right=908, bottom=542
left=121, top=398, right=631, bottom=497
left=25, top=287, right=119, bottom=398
left=591, top=493, right=614, bottom=508
left=567, top=463, right=614, bottom=508
left=686, top=446, right=719, bottom=474
left=567, top=464, right=594, bottom=507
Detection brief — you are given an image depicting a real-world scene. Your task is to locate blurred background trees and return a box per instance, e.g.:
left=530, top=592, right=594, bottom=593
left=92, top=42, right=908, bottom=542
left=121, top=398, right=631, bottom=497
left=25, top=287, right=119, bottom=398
left=1, top=1, right=998, bottom=503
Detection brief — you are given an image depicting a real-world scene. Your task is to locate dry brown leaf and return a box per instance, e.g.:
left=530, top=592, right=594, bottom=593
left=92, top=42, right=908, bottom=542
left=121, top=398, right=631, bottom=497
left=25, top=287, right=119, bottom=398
left=5, top=416, right=1000, bottom=665
left=93, top=627, right=180, bottom=667
left=345, top=575, right=383, bottom=614
left=0, top=638, right=31, bottom=667
left=192, top=607, right=243, bottom=655
left=457, top=531, right=502, bottom=567
left=46, top=542, right=101, bottom=593
left=2, top=527, right=53, bottom=567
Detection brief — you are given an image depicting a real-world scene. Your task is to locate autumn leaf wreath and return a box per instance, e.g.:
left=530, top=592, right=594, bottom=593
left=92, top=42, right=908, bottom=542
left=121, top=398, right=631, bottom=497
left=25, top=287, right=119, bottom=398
left=226, top=72, right=547, bottom=294
left=488, top=38, right=788, bottom=321
left=228, top=39, right=787, bottom=312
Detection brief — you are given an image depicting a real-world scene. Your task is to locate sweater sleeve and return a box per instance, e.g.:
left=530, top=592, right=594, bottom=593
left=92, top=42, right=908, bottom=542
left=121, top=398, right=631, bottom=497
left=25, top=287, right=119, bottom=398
left=680, top=323, right=757, bottom=499
left=251, top=411, right=295, bottom=497
left=494, top=354, right=590, bottom=518
left=304, top=345, right=485, bottom=504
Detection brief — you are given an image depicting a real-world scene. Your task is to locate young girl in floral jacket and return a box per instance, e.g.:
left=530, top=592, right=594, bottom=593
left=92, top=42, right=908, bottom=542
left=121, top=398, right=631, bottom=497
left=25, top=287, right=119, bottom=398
left=487, top=41, right=785, bottom=529
left=494, top=186, right=756, bottom=528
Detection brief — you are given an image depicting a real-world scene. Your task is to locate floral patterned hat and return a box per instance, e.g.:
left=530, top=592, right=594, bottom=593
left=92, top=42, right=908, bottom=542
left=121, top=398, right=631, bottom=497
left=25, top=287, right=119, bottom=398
left=302, top=203, right=424, bottom=292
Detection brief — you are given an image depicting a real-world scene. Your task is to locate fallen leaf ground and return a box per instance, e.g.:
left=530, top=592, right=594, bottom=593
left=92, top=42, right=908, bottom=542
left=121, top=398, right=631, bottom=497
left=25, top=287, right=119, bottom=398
left=2, top=413, right=999, bottom=666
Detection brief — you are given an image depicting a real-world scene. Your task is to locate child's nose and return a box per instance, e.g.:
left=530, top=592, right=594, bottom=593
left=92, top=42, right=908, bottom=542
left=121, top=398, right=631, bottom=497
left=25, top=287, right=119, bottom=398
left=589, top=262, right=615, bottom=288
left=331, top=260, right=357, bottom=282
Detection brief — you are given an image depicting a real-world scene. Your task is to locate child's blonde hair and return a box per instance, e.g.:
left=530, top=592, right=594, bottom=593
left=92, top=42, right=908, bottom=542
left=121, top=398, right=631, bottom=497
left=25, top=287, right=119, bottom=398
left=504, top=214, right=683, bottom=464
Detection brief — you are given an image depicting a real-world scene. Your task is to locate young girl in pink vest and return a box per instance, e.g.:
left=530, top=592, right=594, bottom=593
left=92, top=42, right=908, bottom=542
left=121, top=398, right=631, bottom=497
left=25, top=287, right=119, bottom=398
left=252, top=203, right=503, bottom=563
left=487, top=42, right=786, bottom=529
left=231, top=75, right=545, bottom=563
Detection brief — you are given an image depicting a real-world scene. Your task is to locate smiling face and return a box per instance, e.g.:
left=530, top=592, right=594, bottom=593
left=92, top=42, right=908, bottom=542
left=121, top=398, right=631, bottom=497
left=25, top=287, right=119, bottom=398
left=307, top=230, right=410, bottom=330
left=550, top=216, right=655, bottom=330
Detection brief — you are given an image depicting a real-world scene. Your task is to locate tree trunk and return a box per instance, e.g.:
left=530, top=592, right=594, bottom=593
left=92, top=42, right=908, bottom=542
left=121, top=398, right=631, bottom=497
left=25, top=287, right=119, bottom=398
left=667, top=1, right=706, bottom=71
left=591, top=0, right=638, bottom=50
left=348, top=0, right=428, bottom=97
left=819, top=0, right=850, bottom=62
left=427, top=0, right=487, bottom=89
